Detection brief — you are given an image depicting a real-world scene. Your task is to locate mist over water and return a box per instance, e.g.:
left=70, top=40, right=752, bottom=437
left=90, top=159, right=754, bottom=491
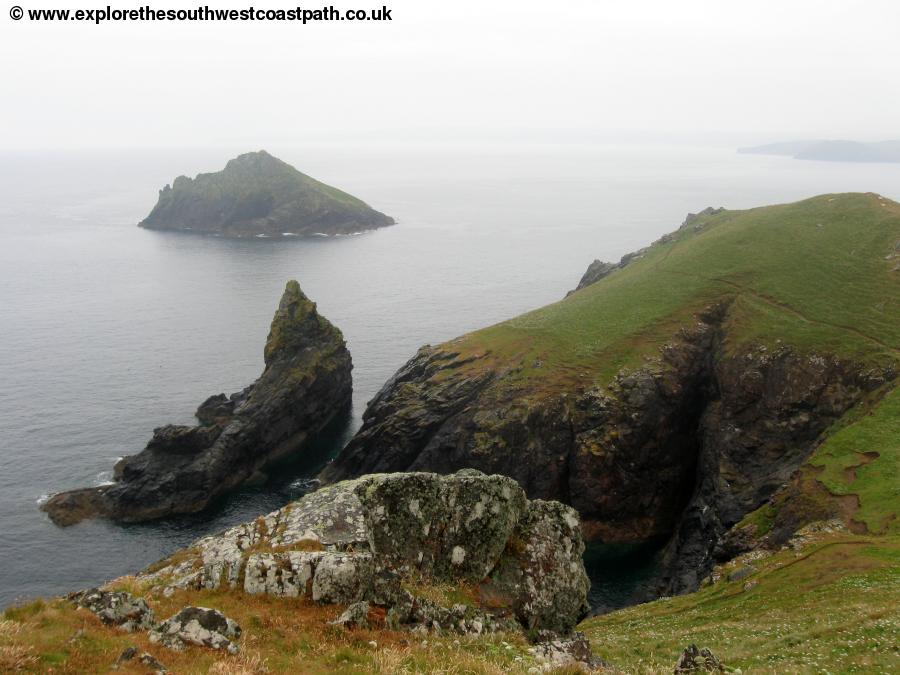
left=2, top=143, right=900, bottom=608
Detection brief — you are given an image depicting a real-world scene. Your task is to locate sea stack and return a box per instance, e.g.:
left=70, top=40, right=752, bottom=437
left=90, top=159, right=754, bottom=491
left=42, top=281, right=352, bottom=525
left=139, top=150, right=394, bottom=237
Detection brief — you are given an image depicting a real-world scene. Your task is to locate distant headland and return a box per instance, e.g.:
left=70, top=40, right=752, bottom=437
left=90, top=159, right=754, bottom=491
left=738, top=139, right=900, bottom=163
left=139, top=150, right=395, bottom=238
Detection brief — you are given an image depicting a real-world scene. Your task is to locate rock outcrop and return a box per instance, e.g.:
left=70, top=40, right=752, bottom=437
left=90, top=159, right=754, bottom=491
left=320, top=304, right=893, bottom=601
left=568, top=208, right=723, bottom=296
left=139, top=150, right=394, bottom=238
left=138, top=470, right=591, bottom=637
left=42, top=280, right=352, bottom=525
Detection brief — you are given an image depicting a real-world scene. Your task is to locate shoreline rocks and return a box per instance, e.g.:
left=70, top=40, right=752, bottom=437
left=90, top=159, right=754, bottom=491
left=41, top=280, right=352, bottom=525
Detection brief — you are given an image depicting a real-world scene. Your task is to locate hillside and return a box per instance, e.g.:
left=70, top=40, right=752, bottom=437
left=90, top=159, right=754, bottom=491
left=739, top=140, right=900, bottom=163
left=324, top=193, right=900, bottom=597
left=4, top=193, right=899, bottom=674
left=139, top=151, right=394, bottom=237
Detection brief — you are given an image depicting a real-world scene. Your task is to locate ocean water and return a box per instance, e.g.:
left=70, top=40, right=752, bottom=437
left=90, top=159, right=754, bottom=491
left=2, top=142, right=900, bottom=609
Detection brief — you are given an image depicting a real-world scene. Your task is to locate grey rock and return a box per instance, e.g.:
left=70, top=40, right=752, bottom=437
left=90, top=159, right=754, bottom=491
left=483, top=500, right=590, bottom=634
left=354, top=470, right=527, bottom=581
left=139, top=470, right=592, bottom=638
left=69, top=588, right=154, bottom=632
left=529, top=631, right=606, bottom=671
left=311, top=552, right=374, bottom=604
left=149, top=606, right=241, bottom=654
left=673, top=644, right=724, bottom=672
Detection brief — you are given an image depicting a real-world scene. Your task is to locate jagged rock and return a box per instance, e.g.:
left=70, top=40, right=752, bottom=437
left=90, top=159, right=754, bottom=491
left=139, top=150, right=394, bottom=238
left=140, top=470, right=593, bottom=636
left=567, top=259, right=622, bottom=295
left=330, top=601, right=370, bottom=629
left=114, top=646, right=167, bottom=672
left=149, top=607, right=241, bottom=654
left=42, top=280, right=352, bottom=525
left=673, top=644, right=724, bottom=672
left=69, top=588, right=154, bottom=632
left=529, top=631, right=606, bottom=671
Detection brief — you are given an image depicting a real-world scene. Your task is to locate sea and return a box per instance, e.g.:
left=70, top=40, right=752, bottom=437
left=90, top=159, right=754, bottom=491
left=2, top=141, right=899, bottom=609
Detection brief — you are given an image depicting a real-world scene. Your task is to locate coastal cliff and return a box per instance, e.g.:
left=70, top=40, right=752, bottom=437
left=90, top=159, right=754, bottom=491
left=322, top=193, right=900, bottom=600
left=42, top=280, right=352, bottom=525
left=139, top=151, right=394, bottom=238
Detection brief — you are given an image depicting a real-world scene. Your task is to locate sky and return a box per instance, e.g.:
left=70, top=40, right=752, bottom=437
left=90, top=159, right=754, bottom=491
left=1, top=0, right=899, bottom=149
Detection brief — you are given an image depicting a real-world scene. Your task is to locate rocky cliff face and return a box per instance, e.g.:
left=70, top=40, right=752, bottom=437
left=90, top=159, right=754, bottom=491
left=321, top=303, right=893, bottom=600
left=139, top=470, right=591, bottom=637
left=139, top=151, right=394, bottom=238
left=42, top=281, right=352, bottom=525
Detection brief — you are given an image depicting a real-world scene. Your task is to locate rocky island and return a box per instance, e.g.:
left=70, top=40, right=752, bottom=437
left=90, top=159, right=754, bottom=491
left=41, top=280, right=352, bottom=525
left=139, top=150, right=394, bottom=238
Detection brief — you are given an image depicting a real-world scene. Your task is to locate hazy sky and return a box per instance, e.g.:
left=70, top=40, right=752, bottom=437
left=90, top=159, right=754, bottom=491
left=1, top=0, right=898, bottom=149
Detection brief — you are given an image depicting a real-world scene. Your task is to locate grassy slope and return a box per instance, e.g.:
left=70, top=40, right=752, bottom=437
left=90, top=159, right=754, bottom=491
left=581, top=534, right=900, bottom=674
left=455, top=193, right=899, bottom=387
left=0, top=585, right=559, bottom=674
left=449, top=192, right=900, bottom=534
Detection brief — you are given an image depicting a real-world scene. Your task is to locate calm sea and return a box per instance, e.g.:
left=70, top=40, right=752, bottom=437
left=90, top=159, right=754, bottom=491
left=2, top=142, right=899, bottom=608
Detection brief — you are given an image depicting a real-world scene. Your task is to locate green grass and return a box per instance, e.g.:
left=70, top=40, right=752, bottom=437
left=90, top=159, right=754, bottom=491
left=810, top=386, right=900, bottom=534
left=581, top=535, right=900, bottom=674
left=450, top=193, right=899, bottom=391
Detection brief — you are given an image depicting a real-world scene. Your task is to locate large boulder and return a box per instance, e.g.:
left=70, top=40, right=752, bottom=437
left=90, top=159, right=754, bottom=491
left=140, top=470, right=591, bottom=636
left=42, top=280, right=352, bottom=525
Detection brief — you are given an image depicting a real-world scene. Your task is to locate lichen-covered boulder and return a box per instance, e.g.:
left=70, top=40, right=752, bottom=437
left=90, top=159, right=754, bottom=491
left=139, top=469, right=591, bottom=638
left=481, top=500, right=590, bottom=634
left=70, top=588, right=154, bottom=632
left=354, top=470, right=527, bottom=581
left=149, top=607, right=241, bottom=654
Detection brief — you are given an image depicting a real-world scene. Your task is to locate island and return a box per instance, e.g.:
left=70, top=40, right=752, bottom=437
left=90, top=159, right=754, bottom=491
left=138, top=150, right=394, bottom=238
left=41, top=280, right=352, bottom=525
left=738, top=139, right=900, bottom=163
